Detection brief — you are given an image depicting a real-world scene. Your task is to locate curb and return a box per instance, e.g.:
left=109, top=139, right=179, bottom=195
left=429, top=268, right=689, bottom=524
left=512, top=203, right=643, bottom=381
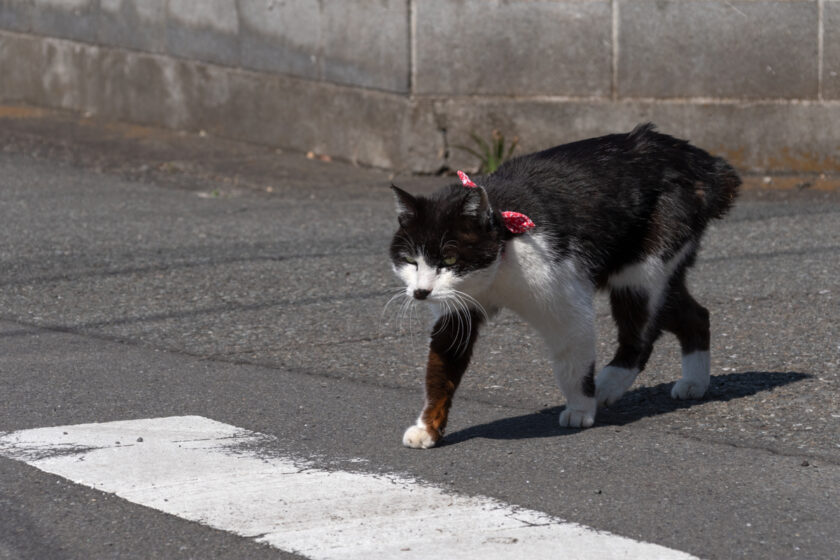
left=1, top=104, right=838, bottom=193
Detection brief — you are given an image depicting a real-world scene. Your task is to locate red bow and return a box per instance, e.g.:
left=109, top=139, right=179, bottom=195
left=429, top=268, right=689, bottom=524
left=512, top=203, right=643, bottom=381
left=457, top=170, right=478, bottom=188
left=457, top=171, right=535, bottom=234
left=500, top=211, right=535, bottom=234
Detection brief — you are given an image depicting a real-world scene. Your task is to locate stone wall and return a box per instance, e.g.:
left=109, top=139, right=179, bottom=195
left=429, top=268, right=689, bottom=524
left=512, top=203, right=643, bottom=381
left=1, top=0, right=838, bottom=173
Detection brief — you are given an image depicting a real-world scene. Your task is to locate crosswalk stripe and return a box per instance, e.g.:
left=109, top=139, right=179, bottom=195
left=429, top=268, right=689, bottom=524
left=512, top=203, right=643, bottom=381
left=0, top=416, right=698, bottom=559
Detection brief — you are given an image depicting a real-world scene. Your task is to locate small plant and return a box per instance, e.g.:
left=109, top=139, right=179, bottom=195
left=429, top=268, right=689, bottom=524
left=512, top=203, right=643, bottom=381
left=454, top=129, right=519, bottom=174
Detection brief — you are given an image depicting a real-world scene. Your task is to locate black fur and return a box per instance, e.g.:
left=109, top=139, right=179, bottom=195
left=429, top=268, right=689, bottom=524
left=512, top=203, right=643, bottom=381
left=390, top=185, right=504, bottom=276
left=473, top=123, right=739, bottom=286
left=608, top=287, right=651, bottom=370
left=390, top=124, right=740, bottom=288
left=582, top=363, right=596, bottom=398
left=390, top=124, right=742, bottom=441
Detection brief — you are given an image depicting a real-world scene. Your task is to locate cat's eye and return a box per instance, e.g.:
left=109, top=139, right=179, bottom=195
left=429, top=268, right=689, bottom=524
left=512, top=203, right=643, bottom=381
left=404, top=256, right=417, bottom=265
left=442, top=255, right=457, bottom=266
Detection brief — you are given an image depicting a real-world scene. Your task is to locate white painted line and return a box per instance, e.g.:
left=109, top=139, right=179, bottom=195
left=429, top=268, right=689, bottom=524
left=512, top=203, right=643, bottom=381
left=0, top=416, right=698, bottom=559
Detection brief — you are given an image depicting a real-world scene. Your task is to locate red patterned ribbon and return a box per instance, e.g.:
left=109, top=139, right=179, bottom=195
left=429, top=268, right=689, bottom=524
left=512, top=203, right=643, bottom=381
left=456, top=170, right=535, bottom=234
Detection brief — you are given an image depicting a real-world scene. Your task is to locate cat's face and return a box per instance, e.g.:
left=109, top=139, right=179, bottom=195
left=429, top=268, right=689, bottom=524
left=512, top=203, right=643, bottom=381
left=389, top=185, right=504, bottom=302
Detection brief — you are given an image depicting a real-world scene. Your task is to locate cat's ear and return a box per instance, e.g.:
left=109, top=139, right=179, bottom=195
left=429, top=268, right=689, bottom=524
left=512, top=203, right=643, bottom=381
left=461, top=185, right=491, bottom=220
left=391, top=185, right=417, bottom=223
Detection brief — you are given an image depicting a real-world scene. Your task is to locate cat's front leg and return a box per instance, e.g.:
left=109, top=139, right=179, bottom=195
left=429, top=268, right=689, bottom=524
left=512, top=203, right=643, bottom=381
left=544, top=323, right=598, bottom=429
left=554, top=357, right=598, bottom=428
left=403, top=308, right=484, bottom=449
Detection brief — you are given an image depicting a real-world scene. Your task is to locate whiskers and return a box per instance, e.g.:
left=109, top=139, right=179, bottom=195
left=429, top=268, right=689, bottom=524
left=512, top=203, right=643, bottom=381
left=430, top=289, right=489, bottom=356
left=383, top=287, right=489, bottom=356
left=450, top=289, right=489, bottom=322
left=381, top=287, right=422, bottom=344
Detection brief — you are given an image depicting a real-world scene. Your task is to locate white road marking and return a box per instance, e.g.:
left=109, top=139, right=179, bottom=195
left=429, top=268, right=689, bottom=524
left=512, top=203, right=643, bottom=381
left=0, top=416, right=698, bottom=559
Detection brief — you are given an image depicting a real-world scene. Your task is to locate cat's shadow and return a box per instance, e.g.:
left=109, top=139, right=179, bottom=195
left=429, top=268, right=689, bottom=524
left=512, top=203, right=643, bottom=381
left=443, top=371, right=810, bottom=445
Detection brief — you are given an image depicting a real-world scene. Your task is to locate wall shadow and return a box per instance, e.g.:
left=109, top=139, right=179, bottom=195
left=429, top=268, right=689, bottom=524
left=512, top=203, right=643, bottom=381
left=443, top=371, right=810, bottom=446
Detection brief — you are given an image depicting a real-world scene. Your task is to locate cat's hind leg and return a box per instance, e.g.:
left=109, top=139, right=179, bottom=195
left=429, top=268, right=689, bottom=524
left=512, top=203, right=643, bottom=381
left=403, top=307, right=485, bottom=449
left=659, top=273, right=711, bottom=400
left=595, top=287, right=660, bottom=406
left=597, top=243, right=697, bottom=406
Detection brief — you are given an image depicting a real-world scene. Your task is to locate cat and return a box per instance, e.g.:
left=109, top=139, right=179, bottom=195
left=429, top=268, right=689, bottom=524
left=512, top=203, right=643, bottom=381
left=389, top=123, right=740, bottom=449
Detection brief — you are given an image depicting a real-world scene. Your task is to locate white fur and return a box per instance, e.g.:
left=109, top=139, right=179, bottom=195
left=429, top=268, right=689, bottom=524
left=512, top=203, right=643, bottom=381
left=558, top=407, right=595, bottom=428
left=394, top=255, right=442, bottom=297
left=607, top=254, right=666, bottom=292
left=607, top=242, right=695, bottom=316
left=398, top=236, right=705, bottom=439
left=554, top=355, right=597, bottom=428
left=403, top=420, right=436, bottom=449
left=484, top=234, right=598, bottom=428
left=483, top=235, right=593, bottom=329
left=399, top=234, right=600, bottom=437
left=393, top=262, right=414, bottom=292
left=414, top=257, right=439, bottom=293
left=579, top=243, right=698, bottom=408
left=394, top=254, right=498, bottom=303
left=595, top=365, right=640, bottom=407
left=672, top=350, right=710, bottom=399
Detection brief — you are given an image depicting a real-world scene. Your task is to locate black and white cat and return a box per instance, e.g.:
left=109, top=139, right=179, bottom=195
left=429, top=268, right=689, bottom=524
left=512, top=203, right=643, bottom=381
left=389, top=124, right=740, bottom=449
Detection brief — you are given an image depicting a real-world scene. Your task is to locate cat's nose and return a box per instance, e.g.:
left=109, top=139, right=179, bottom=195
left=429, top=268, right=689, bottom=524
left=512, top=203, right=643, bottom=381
left=413, top=289, right=431, bottom=300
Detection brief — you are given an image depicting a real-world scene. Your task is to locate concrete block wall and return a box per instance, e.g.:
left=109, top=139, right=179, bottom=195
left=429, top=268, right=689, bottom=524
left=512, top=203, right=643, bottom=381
left=1, top=0, right=838, bottom=173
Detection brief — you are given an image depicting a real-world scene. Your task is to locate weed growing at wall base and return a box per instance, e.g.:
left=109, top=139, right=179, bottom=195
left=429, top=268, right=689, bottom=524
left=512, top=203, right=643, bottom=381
left=455, top=130, right=519, bottom=174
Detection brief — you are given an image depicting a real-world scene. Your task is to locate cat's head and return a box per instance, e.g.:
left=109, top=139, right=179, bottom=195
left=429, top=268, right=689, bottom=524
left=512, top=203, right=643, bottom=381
left=389, top=184, right=505, bottom=302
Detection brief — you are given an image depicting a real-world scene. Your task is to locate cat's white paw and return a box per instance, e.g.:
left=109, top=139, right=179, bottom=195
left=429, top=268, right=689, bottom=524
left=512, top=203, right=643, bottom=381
left=595, top=365, right=639, bottom=406
left=671, top=378, right=709, bottom=400
left=672, top=351, right=710, bottom=400
left=402, top=424, right=438, bottom=449
left=558, top=408, right=595, bottom=428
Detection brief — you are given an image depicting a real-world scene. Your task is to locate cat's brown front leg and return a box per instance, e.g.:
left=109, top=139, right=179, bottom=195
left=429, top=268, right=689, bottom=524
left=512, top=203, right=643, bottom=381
left=403, top=308, right=484, bottom=449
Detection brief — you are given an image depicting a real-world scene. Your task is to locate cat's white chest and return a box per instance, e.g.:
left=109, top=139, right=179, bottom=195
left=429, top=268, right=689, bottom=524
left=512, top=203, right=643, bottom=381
left=481, top=234, right=593, bottom=330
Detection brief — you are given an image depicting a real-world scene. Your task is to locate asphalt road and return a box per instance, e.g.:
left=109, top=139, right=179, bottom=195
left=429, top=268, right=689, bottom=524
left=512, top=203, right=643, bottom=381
left=0, top=109, right=838, bottom=559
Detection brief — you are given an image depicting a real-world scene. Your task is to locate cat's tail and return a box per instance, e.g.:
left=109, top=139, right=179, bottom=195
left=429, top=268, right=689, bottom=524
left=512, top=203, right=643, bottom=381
left=628, top=123, right=741, bottom=220
left=705, top=156, right=741, bottom=220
